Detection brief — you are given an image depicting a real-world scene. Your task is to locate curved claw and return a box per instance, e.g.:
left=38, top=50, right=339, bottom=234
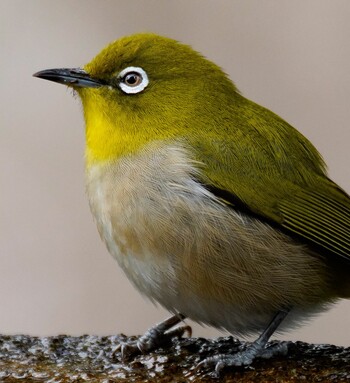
left=136, top=322, right=191, bottom=353
left=120, top=341, right=140, bottom=360
left=116, top=314, right=190, bottom=361
left=195, top=341, right=291, bottom=375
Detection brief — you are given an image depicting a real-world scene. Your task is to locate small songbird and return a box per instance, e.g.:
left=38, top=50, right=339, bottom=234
left=34, top=33, right=350, bottom=372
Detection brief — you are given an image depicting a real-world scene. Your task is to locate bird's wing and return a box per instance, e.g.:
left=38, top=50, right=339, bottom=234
left=191, top=96, right=350, bottom=261
left=278, top=184, right=350, bottom=259
left=201, top=170, right=350, bottom=261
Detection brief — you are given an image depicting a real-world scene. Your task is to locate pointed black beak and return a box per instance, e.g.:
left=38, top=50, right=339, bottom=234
left=33, top=68, right=105, bottom=88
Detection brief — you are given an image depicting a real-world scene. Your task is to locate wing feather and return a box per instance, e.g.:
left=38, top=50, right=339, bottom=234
left=279, top=188, right=350, bottom=259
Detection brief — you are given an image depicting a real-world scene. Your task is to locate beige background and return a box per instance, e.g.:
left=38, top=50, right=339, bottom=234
left=1, top=0, right=349, bottom=345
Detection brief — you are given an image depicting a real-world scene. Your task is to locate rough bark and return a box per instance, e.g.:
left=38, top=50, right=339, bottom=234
left=0, top=334, right=349, bottom=382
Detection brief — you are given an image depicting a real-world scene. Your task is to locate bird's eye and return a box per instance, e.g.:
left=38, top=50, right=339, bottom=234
left=124, top=73, right=142, bottom=86
left=118, top=66, right=149, bottom=94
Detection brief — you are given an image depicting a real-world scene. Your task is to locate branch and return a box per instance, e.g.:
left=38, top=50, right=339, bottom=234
left=0, top=334, right=348, bottom=382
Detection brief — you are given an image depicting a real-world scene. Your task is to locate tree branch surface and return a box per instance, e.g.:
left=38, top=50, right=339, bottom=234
left=0, top=334, right=349, bottom=382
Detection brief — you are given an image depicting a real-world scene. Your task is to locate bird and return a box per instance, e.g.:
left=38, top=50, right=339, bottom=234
left=34, top=33, right=350, bottom=373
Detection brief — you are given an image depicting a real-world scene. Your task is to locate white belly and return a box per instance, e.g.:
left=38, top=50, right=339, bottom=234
left=86, top=142, right=331, bottom=336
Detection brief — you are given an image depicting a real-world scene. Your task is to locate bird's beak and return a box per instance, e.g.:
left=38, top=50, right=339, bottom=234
left=33, top=68, right=105, bottom=88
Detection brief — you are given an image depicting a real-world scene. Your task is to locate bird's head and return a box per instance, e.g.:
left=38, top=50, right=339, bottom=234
left=34, top=33, right=238, bottom=165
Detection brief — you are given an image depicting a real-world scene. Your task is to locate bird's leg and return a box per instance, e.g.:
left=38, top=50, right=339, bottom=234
left=196, top=309, right=291, bottom=375
left=118, top=313, right=191, bottom=360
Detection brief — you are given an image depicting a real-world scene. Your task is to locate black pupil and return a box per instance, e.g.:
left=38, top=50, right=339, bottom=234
left=125, top=73, right=139, bottom=85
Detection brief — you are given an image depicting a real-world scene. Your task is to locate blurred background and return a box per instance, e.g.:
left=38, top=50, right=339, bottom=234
left=1, top=0, right=349, bottom=345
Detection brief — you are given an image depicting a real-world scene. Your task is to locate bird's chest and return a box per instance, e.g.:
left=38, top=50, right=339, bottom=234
left=85, top=144, right=209, bottom=303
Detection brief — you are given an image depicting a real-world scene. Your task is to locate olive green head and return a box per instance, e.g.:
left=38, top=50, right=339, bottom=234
left=35, top=33, right=240, bottom=164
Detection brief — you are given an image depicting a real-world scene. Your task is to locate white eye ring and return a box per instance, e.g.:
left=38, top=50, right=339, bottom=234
left=118, top=66, right=149, bottom=94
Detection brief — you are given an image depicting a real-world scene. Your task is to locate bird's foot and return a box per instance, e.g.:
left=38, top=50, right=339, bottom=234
left=196, top=340, right=290, bottom=375
left=116, top=314, right=191, bottom=360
